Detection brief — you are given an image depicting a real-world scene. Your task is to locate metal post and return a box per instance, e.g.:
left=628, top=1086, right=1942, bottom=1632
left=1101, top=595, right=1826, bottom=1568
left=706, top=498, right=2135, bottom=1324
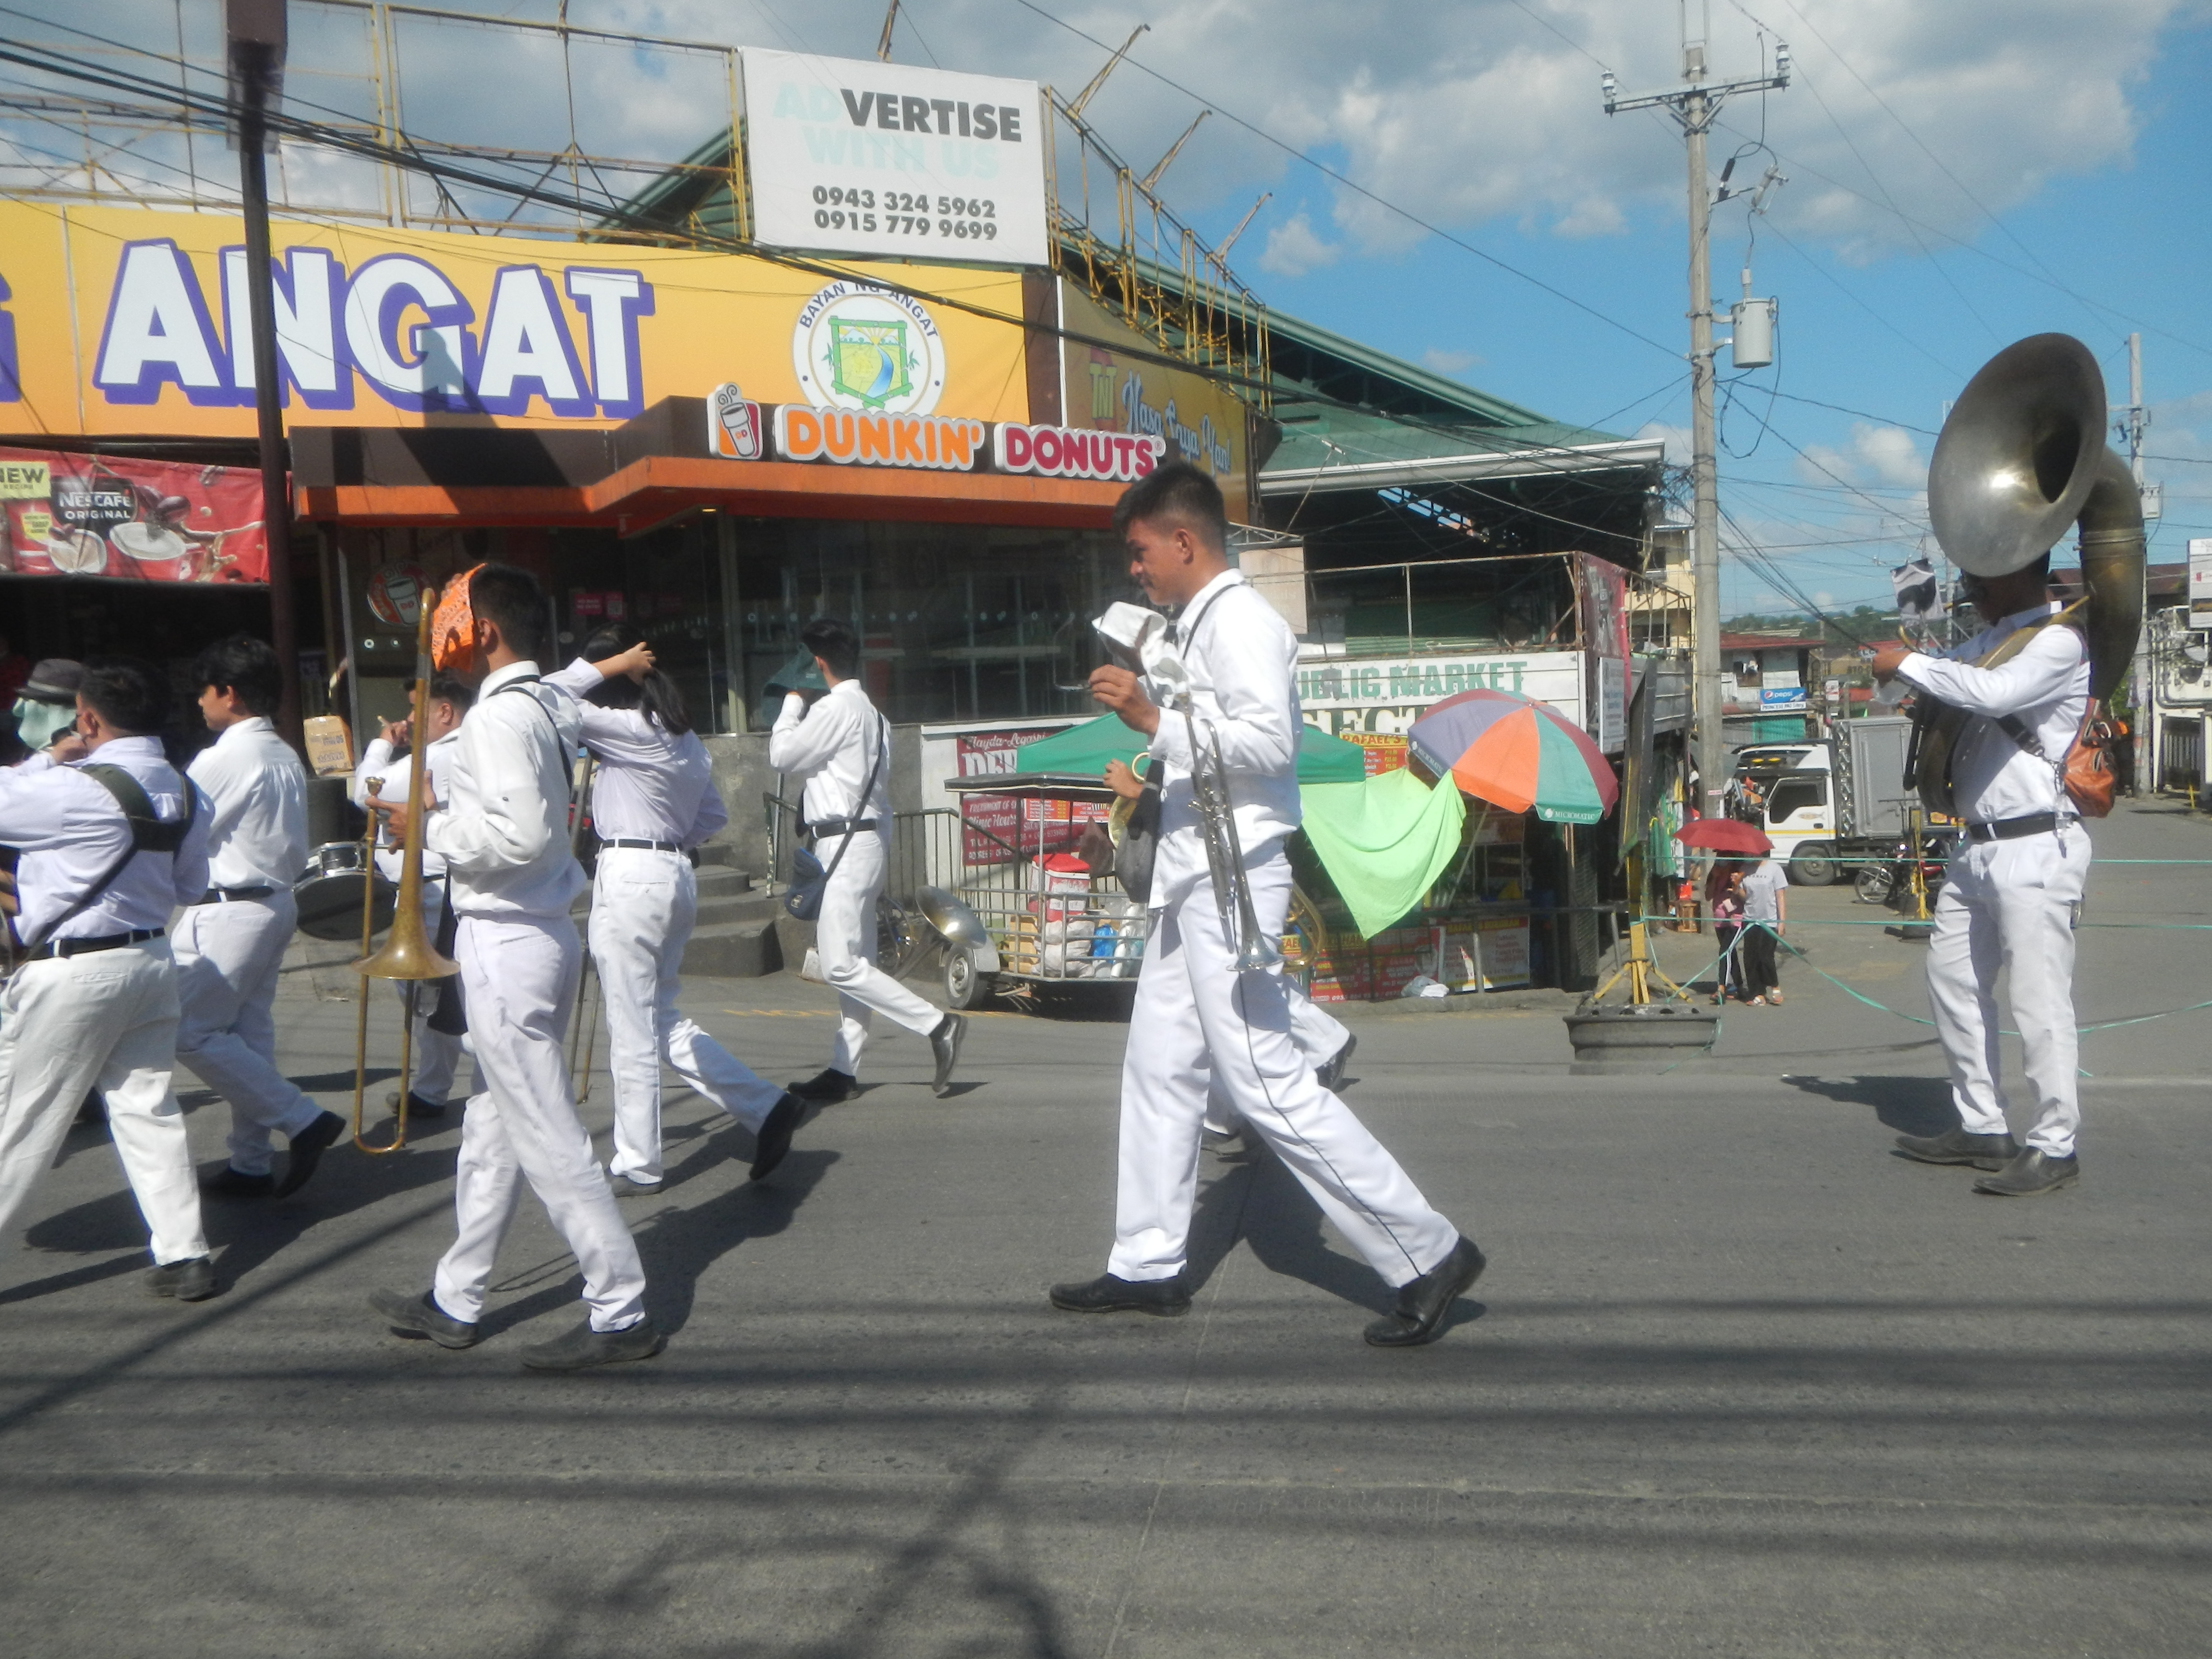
left=2127, top=332, right=2151, bottom=793
left=1684, top=85, right=1724, bottom=821
left=228, top=0, right=300, bottom=747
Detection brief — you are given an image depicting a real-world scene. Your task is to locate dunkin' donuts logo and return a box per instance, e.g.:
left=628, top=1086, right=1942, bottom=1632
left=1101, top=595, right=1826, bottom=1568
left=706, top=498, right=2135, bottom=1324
left=992, top=423, right=1162, bottom=483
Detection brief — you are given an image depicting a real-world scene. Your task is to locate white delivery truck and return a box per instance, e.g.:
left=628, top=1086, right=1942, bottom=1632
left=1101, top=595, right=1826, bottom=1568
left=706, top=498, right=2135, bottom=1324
left=1742, top=717, right=1922, bottom=885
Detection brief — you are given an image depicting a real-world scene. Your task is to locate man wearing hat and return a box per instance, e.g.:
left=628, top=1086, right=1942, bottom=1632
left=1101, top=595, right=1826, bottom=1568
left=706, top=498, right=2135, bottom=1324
left=9, top=659, right=84, bottom=762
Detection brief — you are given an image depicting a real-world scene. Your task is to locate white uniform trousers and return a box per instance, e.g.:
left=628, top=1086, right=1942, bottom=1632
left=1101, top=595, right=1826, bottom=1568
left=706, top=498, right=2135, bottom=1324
left=814, top=830, right=941, bottom=1075
left=1111, top=852, right=1460, bottom=1289
left=1926, top=828, right=2089, bottom=1157
left=0, top=940, right=207, bottom=1265
left=589, top=846, right=782, bottom=1185
left=432, top=914, right=647, bottom=1333
left=171, top=894, right=325, bottom=1177
left=391, top=889, right=464, bottom=1104
left=1205, top=978, right=1350, bottom=1133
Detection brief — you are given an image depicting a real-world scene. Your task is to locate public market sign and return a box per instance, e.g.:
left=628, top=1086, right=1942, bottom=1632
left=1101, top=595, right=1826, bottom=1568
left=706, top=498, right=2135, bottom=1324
left=1296, top=650, right=1585, bottom=736
left=740, top=50, right=1050, bottom=267
left=0, top=202, right=1032, bottom=438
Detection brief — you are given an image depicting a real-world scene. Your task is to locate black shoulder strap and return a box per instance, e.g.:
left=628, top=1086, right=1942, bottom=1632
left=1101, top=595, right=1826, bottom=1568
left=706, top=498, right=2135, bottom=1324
left=494, top=674, right=578, bottom=817
left=23, top=764, right=198, bottom=951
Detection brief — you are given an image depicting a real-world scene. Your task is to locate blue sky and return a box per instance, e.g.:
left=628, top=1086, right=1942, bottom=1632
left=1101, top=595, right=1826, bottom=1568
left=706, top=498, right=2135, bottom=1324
left=7, top=1, right=2207, bottom=619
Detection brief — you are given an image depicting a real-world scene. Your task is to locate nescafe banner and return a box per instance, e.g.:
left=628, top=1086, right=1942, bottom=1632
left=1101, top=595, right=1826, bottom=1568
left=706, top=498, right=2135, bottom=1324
left=0, top=445, right=267, bottom=582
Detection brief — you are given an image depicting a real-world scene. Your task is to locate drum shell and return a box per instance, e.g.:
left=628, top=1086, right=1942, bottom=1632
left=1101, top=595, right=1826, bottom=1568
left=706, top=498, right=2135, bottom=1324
left=293, top=842, right=397, bottom=941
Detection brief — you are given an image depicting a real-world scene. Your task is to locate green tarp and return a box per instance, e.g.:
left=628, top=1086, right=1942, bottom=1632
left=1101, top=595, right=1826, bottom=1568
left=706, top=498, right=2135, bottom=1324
left=1297, top=769, right=1468, bottom=940
left=1011, top=714, right=1367, bottom=784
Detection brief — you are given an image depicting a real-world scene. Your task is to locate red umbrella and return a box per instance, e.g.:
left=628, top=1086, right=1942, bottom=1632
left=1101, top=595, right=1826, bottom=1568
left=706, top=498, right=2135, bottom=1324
left=1673, top=818, right=1773, bottom=856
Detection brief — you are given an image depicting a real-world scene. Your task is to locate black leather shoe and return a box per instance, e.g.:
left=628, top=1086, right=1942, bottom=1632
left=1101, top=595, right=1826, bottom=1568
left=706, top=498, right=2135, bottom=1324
left=1364, top=1236, right=1486, bottom=1348
left=1048, top=1273, right=1191, bottom=1316
left=520, top=1316, right=667, bottom=1371
left=201, top=1166, right=275, bottom=1199
left=1973, top=1148, right=2080, bottom=1196
left=369, top=1288, right=481, bottom=1349
left=930, top=1013, right=968, bottom=1097
left=145, top=1256, right=217, bottom=1302
left=386, top=1089, right=450, bottom=1120
left=788, top=1068, right=858, bottom=1105
left=749, top=1092, right=806, bottom=1181
left=1894, top=1127, right=2019, bottom=1169
left=1317, top=1033, right=1357, bottom=1092
left=274, top=1109, right=347, bottom=1198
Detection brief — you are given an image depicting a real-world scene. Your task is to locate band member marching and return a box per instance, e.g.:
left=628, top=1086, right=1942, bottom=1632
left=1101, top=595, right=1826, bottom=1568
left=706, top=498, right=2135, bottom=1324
left=1051, top=463, right=1483, bottom=1345
left=0, top=659, right=218, bottom=1299
left=366, top=564, right=663, bottom=1370
left=350, top=673, right=473, bottom=1121
left=547, top=628, right=806, bottom=1191
left=177, top=636, right=349, bottom=1201
left=772, top=617, right=967, bottom=1105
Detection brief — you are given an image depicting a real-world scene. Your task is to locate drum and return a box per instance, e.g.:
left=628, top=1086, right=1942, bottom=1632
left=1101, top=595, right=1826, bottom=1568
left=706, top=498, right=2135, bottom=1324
left=293, top=842, right=396, bottom=941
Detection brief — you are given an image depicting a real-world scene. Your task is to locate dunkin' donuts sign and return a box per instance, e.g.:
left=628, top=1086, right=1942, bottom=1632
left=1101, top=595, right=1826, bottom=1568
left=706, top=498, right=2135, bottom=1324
left=991, top=422, right=1163, bottom=482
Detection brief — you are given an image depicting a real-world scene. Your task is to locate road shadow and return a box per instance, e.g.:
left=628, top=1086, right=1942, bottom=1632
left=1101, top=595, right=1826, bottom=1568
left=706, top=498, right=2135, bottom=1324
left=629, top=1142, right=840, bottom=1337
left=1784, top=1074, right=1956, bottom=1137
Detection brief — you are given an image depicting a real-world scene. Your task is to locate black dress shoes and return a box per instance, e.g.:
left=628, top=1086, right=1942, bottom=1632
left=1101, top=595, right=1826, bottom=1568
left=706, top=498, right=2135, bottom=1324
left=145, top=1256, right=217, bottom=1301
left=1364, top=1236, right=1486, bottom=1347
left=1894, top=1127, right=2019, bottom=1169
left=386, top=1089, right=450, bottom=1120
left=1048, top=1272, right=1191, bottom=1317
left=1973, top=1148, right=2080, bottom=1196
left=1317, top=1033, right=1357, bottom=1092
left=520, top=1317, right=667, bottom=1371
left=369, top=1288, right=481, bottom=1349
left=202, top=1165, right=275, bottom=1199
left=274, top=1110, right=347, bottom=1198
left=930, top=1013, right=967, bottom=1097
left=789, top=1068, right=858, bottom=1105
left=749, top=1092, right=806, bottom=1181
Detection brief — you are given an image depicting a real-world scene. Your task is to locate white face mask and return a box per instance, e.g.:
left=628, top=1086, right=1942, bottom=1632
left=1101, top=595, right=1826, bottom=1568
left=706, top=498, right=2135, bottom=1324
left=12, top=698, right=75, bottom=751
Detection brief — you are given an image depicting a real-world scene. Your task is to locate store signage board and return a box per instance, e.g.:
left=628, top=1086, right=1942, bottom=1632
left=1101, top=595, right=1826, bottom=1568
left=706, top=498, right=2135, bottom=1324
left=0, top=443, right=265, bottom=582
left=740, top=49, right=1049, bottom=267
left=1759, top=686, right=1809, bottom=712
left=2190, top=538, right=2212, bottom=631
left=1295, top=650, right=1584, bottom=736
left=0, top=201, right=1030, bottom=437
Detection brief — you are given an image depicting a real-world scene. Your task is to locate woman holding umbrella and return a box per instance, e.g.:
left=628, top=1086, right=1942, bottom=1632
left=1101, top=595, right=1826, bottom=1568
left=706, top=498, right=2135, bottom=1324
left=1706, top=859, right=1746, bottom=1004
left=1671, top=817, right=1775, bottom=1006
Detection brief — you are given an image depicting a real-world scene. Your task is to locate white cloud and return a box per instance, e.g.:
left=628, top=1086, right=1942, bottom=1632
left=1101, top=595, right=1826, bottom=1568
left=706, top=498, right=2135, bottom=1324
left=1420, top=347, right=1481, bottom=375
left=1256, top=211, right=1342, bottom=277
left=1797, top=422, right=1927, bottom=489
left=1636, top=420, right=1692, bottom=466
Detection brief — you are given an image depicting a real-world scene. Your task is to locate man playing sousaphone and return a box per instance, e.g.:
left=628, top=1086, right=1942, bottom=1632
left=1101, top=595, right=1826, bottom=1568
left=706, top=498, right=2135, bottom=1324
left=1873, top=333, right=2144, bottom=1199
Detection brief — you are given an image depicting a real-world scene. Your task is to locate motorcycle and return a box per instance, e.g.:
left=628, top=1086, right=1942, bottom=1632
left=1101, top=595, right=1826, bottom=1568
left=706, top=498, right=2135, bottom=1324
left=1852, top=829, right=1956, bottom=908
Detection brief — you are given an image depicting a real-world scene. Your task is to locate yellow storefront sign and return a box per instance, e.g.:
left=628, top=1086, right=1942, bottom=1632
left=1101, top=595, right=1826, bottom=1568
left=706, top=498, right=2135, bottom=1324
left=0, top=202, right=1031, bottom=437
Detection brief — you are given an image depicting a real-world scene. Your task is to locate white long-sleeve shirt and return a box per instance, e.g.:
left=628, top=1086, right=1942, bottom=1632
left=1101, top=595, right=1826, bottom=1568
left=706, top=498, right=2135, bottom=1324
left=0, top=737, right=208, bottom=941
left=424, top=661, right=585, bottom=919
left=1895, top=602, right=2089, bottom=826
left=769, top=679, right=889, bottom=832
left=187, top=715, right=307, bottom=891
left=351, top=730, right=459, bottom=881
left=544, top=658, right=728, bottom=847
left=1138, top=568, right=1304, bottom=908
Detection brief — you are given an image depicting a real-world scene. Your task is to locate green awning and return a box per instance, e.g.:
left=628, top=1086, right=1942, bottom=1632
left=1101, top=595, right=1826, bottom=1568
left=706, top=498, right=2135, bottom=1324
left=1010, top=714, right=1368, bottom=784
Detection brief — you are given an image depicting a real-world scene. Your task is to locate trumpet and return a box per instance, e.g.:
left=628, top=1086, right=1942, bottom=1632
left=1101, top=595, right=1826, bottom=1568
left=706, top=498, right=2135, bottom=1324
left=350, top=582, right=461, bottom=1154
left=1179, top=703, right=1283, bottom=975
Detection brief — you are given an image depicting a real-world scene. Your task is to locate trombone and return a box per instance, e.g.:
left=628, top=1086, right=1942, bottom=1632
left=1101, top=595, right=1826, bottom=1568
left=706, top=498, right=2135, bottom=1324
left=351, top=582, right=461, bottom=1154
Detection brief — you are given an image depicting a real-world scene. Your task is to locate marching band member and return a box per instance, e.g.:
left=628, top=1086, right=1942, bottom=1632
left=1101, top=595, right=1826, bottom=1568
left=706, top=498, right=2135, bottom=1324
left=547, top=628, right=805, bottom=1191
left=176, top=637, right=348, bottom=1201
left=366, top=564, right=663, bottom=1371
left=350, top=673, right=473, bottom=1120
left=1052, top=464, right=1483, bottom=1346
left=0, top=659, right=216, bottom=1299
left=772, top=617, right=966, bottom=1105
left=1874, top=555, right=2092, bottom=1196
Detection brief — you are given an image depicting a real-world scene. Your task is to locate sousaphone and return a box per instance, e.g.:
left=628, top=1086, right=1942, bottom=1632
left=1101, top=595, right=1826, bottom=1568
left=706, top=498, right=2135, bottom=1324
left=1910, top=334, right=2145, bottom=815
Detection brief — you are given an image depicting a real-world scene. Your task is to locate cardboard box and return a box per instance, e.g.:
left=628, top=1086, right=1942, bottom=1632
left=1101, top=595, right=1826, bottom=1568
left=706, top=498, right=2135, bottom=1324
left=302, top=715, right=354, bottom=777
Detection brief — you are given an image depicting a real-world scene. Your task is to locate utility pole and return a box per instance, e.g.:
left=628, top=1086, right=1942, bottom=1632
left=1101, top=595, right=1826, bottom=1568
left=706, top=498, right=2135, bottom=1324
left=227, top=0, right=301, bottom=748
left=2120, top=332, right=2157, bottom=790
left=1604, top=4, right=1786, bottom=816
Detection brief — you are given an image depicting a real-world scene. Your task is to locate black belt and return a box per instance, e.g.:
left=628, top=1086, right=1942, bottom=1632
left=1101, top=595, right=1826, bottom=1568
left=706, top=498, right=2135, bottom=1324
left=602, top=839, right=699, bottom=867
left=191, top=884, right=275, bottom=905
left=807, top=817, right=879, bottom=839
left=1964, top=812, right=2062, bottom=843
left=26, top=927, right=164, bottom=961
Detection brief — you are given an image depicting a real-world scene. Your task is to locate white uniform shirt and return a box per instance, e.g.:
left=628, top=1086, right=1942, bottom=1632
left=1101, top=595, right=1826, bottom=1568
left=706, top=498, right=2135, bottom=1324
left=1741, top=859, right=1787, bottom=922
left=1895, top=602, right=2089, bottom=826
left=351, top=730, right=459, bottom=881
left=424, top=661, right=586, bottom=919
left=0, top=737, right=209, bottom=941
left=1139, top=569, right=1305, bottom=906
left=545, top=658, right=729, bottom=847
left=769, top=680, right=889, bottom=830
left=187, top=715, right=308, bottom=891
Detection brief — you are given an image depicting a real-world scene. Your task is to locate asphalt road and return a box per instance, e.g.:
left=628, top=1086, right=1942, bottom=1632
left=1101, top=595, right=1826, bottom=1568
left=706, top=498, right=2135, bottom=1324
left=2, top=799, right=2209, bottom=1657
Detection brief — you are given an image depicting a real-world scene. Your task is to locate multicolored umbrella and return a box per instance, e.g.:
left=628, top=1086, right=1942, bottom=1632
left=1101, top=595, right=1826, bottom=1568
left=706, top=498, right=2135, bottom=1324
left=1405, top=689, right=1619, bottom=825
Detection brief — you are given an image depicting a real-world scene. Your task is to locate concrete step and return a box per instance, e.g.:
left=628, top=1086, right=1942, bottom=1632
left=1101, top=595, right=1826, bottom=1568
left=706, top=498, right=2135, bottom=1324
left=683, top=917, right=782, bottom=977
left=695, top=889, right=780, bottom=928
